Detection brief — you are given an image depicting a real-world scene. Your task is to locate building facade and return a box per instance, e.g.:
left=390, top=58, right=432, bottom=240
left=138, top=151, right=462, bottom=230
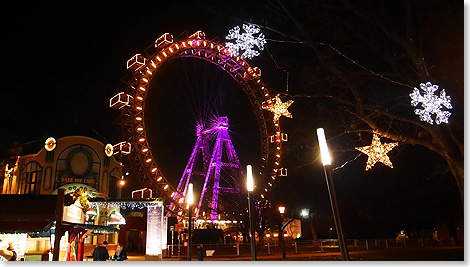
left=2, top=136, right=122, bottom=198
left=0, top=136, right=124, bottom=261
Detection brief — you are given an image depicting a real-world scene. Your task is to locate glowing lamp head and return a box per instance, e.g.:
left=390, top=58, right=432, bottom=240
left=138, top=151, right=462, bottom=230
left=316, top=128, right=331, bottom=166
left=300, top=208, right=309, bottom=219
left=278, top=206, right=285, bottom=214
left=186, top=183, right=194, bottom=205
left=246, top=165, right=254, bottom=192
left=119, top=180, right=125, bottom=186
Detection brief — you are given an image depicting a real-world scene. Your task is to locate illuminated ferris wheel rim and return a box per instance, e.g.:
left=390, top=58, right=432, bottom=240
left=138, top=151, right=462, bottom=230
left=116, top=31, right=288, bottom=212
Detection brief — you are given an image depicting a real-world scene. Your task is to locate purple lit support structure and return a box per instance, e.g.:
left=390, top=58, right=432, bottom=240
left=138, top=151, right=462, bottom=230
left=170, top=117, right=243, bottom=221
left=198, top=117, right=243, bottom=221
left=168, top=125, right=210, bottom=213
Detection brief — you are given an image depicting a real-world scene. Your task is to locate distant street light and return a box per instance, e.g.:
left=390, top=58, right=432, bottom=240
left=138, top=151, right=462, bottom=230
left=300, top=209, right=309, bottom=219
left=316, top=128, right=350, bottom=261
left=246, top=165, right=257, bottom=261
left=278, top=206, right=286, bottom=258
left=118, top=179, right=125, bottom=198
left=187, top=183, right=194, bottom=261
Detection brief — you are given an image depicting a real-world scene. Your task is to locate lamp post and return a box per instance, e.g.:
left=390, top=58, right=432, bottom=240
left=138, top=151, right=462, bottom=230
left=246, top=165, right=257, bottom=261
left=186, top=183, right=194, bottom=261
left=278, top=206, right=286, bottom=258
left=316, top=128, right=350, bottom=261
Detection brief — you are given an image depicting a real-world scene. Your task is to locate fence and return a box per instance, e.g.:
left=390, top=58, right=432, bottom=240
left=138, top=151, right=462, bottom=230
left=164, top=237, right=463, bottom=259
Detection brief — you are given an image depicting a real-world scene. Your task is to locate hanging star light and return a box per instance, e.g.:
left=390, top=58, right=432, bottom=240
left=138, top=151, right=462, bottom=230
left=409, top=82, right=452, bottom=125
left=225, top=23, right=266, bottom=59
left=262, top=95, right=294, bottom=122
left=355, top=133, right=399, bottom=171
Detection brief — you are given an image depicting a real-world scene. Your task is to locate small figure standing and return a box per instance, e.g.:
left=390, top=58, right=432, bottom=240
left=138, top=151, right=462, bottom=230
left=113, top=243, right=127, bottom=261
left=92, top=241, right=109, bottom=261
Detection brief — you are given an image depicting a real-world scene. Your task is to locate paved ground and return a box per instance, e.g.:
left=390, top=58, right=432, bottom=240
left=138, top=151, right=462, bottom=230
left=124, top=246, right=464, bottom=261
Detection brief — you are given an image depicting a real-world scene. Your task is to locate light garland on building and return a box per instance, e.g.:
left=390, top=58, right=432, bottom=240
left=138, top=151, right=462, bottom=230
left=409, top=82, right=452, bottom=125
left=262, top=95, right=294, bottom=122
left=92, top=200, right=162, bottom=210
left=355, top=133, right=399, bottom=171
left=225, top=24, right=266, bottom=59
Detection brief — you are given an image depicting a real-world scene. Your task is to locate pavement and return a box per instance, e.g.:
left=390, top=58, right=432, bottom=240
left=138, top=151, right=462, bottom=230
left=122, top=246, right=464, bottom=261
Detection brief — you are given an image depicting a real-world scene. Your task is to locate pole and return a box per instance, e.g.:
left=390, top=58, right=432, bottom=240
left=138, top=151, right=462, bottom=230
left=280, top=214, right=286, bottom=258
left=323, top=165, right=350, bottom=261
left=187, top=208, right=192, bottom=261
left=247, top=191, right=257, bottom=261
left=171, top=227, right=174, bottom=258
left=53, top=189, right=65, bottom=261
left=178, top=231, right=181, bottom=257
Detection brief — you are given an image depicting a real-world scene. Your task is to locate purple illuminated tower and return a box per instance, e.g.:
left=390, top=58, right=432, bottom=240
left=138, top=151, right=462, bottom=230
left=170, top=117, right=243, bottom=221
left=168, top=125, right=210, bottom=213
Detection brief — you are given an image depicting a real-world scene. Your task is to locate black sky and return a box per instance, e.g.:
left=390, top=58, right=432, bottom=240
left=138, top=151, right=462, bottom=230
left=0, top=1, right=465, bottom=238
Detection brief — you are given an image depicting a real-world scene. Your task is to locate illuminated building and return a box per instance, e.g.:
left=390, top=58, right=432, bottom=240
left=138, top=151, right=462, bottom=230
left=0, top=136, right=124, bottom=261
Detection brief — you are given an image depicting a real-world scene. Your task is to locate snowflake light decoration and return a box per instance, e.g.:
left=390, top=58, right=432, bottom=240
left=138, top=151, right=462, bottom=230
left=356, top=133, right=399, bottom=171
left=225, top=24, right=266, bottom=59
left=262, top=95, right=294, bottom=122
left=409, top=82, right=452, bottom=125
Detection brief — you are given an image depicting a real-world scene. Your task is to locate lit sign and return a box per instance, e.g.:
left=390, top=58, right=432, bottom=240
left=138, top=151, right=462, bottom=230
left=63, top=200, right=85, bottom=224
left=60, top=176, right=95, bottom=185
left=45, top=137, right=57, bottom=152
left=146, top=202, right=163, bottom=259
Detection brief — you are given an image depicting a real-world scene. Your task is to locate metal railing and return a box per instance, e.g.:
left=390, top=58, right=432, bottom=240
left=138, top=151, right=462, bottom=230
left=163, top=238, right=463, bottom=260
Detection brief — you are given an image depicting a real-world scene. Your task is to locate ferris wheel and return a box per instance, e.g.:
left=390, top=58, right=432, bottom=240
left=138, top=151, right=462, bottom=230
left=109, top=30, right=290, bottom=215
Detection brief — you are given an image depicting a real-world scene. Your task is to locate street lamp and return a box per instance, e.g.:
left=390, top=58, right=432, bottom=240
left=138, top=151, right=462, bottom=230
left=278, top=206, right=286, bottom=258
left=316, top=128, right=350, bottom=261
left=118, top=178, right=125, bottom=198
left=246, top=165, right=257, bottom=261
left=186, top=183, right=194, bottom=261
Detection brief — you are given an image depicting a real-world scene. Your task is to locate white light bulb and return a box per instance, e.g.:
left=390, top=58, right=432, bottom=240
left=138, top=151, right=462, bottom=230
left=247, top=165, right=254, bottom=192
left=316, top=128, right=332, bottom=166
left=186, top=183, right=194, bottom=205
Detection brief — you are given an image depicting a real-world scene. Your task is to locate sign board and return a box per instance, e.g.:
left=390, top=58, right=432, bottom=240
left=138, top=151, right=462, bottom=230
left=146, top=201, right=163, bottom=260
left=62, top=201, right=85, bottom=224
left=162, top=215, right=168, bottom=250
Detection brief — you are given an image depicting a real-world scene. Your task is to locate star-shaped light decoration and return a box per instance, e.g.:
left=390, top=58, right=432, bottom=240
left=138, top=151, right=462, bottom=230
left=355, top=133, right=399, bottom=171
left=261, top=95, right=294, bottom=122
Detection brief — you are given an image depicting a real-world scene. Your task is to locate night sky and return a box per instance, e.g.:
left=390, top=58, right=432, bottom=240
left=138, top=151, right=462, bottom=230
left=1, top=1, right=465, bottom=238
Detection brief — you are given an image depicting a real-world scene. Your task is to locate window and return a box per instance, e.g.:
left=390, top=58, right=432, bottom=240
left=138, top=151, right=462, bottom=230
left=22, top=162, right=43, bottom=194
left=55, top=145, right=101, bottom=189
left=108, top=168, right=121, bottom=199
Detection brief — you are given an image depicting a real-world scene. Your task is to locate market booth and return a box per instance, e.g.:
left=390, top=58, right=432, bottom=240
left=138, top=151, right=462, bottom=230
left=0, top=194, right=57, bottom=261
left=0, top=189, right=119, bottom=261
